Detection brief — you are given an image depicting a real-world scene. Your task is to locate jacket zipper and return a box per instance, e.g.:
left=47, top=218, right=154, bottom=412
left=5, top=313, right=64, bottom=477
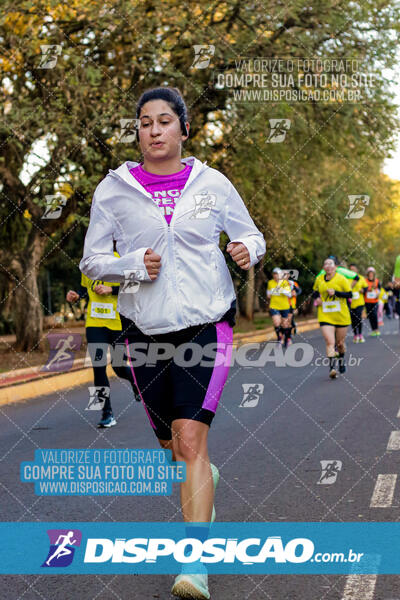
left=167, top=225, right=185, bottom=327
left=166, top=171, right=204, bottom=327
left=110, top=164, right=206, bottom=329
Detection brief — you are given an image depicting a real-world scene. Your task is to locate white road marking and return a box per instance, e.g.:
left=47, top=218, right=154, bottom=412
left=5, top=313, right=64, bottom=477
left=341, top=554, right=380, bottom=600
left=370, top=474, right=397, bottom=508
left=396, top=405, right=400, bottom=418
left=341, top=574, right=377, bottom=600
left=387, top=431, right=400, bottom=451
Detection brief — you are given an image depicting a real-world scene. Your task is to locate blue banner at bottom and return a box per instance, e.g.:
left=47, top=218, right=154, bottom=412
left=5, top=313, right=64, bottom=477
left=0, top=522, right=395, bottom=574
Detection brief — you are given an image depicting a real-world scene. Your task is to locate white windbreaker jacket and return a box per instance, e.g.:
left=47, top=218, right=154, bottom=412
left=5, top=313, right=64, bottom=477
left=79, top=156, right=266, bottom=334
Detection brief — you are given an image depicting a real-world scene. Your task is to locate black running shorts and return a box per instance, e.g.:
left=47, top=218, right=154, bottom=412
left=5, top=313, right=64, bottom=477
left=117, top=316, right=233, bottom=440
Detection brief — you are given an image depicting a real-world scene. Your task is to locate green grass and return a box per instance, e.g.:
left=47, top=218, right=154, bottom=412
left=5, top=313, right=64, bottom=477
left=254, top=315, right=273, bottom=329
left=234, top=313, right=273, bottom=334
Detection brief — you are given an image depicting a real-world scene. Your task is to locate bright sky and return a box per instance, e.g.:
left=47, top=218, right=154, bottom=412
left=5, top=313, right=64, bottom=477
left=383, top=144, right=400, bottom=181
left=382, top=62, right=400, bottom=181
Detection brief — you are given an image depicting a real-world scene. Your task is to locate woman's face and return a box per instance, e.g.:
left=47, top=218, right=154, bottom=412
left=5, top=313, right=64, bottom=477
left=367, top=271, right=375, bottom=281
left=137, top=99, right=189, bottom=162
left=324, top=259, right=336, bottom=274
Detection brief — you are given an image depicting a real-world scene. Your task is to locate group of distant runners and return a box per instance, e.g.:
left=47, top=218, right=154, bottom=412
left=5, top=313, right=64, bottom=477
left=268, top=255, right=400, bottom=380
left=71, top=255, right=397, bottom=427
left=70, top=254, right=397, bottom=428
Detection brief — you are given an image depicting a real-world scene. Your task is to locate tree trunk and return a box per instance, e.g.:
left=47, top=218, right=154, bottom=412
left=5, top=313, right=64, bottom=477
left=244, top=266, right=255, bottom=320
left=1, top=278, right=14, bottom=319
left=12, top=236, right=47, bottom=352
left=254, top=263, right=267, bottom=312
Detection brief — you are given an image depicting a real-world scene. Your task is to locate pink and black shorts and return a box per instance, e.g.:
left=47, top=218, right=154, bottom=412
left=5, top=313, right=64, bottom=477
left=118, top=316, right=233, bottom=440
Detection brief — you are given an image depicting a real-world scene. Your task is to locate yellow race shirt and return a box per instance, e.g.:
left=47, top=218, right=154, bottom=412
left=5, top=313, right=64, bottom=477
left=379, top=287, right=388, bottom=303
left=350, top=275, right=367, bottom=309
left=313, top=272, right=351, bottom=326
left=267, top=279, right=291, bottom=310
left=82, top=273, right=122, bottom=330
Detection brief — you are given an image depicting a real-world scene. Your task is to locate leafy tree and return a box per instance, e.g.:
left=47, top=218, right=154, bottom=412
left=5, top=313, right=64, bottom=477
left=0, top=0, right=399, bottom=348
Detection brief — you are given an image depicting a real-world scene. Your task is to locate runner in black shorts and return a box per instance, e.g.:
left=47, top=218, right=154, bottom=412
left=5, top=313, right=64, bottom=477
left=312, top=258, right=352, bottom=379
left=66, top=268, right=139, bottom=428
left=119, top=315, right=235, bottom=440
left=80, top=86, right=266, bottom=599
left=267, top=268, right=292, bottom=346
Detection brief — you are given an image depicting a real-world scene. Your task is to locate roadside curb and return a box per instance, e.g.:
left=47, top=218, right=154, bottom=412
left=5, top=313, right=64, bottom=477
left=0, top=365, right=115, bottom=407
left=0, top=319, right=320, bottom=407
left=234, top=318, right=319, bottom=345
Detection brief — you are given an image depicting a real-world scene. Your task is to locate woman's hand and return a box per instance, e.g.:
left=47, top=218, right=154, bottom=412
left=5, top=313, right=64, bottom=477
left=66, top=290, right=79, bottom=303
left=227, top=242, right=250, bottom=270
left=315, top=297, right=322, bottom=306
left=94, top=284, right=112, bottom=295
left=144, top=248, right=162, bottom=280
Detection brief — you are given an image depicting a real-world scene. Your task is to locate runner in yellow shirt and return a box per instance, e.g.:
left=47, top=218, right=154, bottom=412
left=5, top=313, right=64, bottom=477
left=267, top=267, right=293, bottom=347
left=66, top=261, right=139, bottom=427
left=312, top=257, right=352, bottom=378
left=349, top=263, right=368, bottom=343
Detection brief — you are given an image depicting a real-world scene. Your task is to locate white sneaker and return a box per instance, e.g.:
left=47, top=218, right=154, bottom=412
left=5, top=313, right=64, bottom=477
left=171, top=572, right=210, bottom=599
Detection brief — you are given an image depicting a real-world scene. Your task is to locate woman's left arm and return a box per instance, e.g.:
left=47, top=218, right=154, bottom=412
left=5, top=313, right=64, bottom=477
left=223, top=182, right=266, bottom=270
left=335, top=276, right=352, bottom=298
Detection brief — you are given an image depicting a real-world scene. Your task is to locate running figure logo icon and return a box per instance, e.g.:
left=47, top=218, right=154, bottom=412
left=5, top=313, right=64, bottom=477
left=317, top=460, right=343, bottom=485
left=42, top=195, right=67, bottom=219
left=118, top=118, right=140, bottom=143
left=38, top=45, right=62, bottom=69
left=266, top=119, right=291, bottom=143
left=191, top=191, right=217, bottom=219
left=86, top=386, right=110, bottom=410
left=121, top=270, right=144, bottom=294
left=42, top=333, right=82, bottom=373
left=281, top=268, right=299, bottom=281
left=240, top=384, right=264, bottom=408
left=42, top=529, right=82, bottom=567
left=345, top=195, right=370, bottom=219
left=191, top=45, right=215, bottom=69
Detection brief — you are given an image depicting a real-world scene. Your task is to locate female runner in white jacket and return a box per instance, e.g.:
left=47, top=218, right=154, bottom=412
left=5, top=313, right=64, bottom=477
left=80, top=86, right=265, bottom=599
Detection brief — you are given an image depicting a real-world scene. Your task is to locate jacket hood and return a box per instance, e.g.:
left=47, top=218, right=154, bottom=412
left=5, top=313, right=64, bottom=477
left=107, top=156, right=209, bottom=195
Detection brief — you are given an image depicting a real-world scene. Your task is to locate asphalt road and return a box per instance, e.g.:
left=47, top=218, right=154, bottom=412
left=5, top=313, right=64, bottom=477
left=1, top=317, right=400, bottom=599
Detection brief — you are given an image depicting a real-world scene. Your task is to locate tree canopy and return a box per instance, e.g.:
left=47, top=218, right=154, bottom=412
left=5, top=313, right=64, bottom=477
left=1, top=0, right=399, bottom=348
